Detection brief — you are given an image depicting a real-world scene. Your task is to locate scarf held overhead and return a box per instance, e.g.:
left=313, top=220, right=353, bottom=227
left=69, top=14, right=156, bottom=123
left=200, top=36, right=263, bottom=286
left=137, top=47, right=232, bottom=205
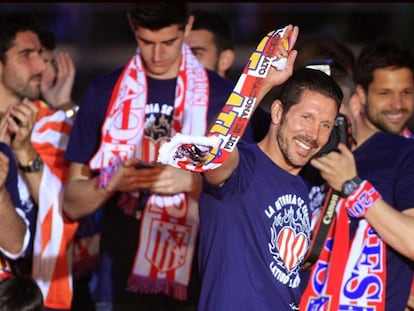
left=158, top=26, right=293, bottom=172
left=89, top=44, right=208, bottom=300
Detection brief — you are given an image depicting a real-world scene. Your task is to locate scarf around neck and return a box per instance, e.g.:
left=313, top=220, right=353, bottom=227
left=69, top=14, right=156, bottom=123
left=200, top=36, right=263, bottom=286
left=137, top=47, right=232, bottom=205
left=90, top=44, right=209, bottom=300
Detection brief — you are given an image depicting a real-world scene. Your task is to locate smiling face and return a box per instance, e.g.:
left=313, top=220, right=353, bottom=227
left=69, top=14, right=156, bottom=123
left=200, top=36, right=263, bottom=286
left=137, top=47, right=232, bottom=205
left=361, top=67, right=414, bottom=134
left=274, top=89, right=338, bottom=172
left=0, top=31, right=45, bottom=103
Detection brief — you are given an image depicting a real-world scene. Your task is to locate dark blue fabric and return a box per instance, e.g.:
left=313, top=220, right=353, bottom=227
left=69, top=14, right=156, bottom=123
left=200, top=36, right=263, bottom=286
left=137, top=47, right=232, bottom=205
left=198, top=142, right=311, bottom=310
left=352, top=132, right=414, bottom=310
left=302, top=132, right=414, bottom=310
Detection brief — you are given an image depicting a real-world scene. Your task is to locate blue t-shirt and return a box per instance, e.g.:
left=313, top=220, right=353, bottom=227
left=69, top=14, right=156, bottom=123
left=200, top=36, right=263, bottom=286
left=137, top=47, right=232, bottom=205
left=306, top=132, right=414, bottom=310
left=198, top=142, right=311, bottom=311
left=353, top=132, right=414, bottom=310
left=65, top=67, right=244, bottom=305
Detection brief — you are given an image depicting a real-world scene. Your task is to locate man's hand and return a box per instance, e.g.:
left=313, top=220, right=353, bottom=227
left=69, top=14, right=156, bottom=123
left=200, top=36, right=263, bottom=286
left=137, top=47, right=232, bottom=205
left=103, top=159, right=201, bottom=198
left=8, top=99, right=39, bottom=162
left=310, top=143, right=358, bottom=192
left=41, top=51, right=76, bottom=110
left=258, top=25, right=299, bottom=101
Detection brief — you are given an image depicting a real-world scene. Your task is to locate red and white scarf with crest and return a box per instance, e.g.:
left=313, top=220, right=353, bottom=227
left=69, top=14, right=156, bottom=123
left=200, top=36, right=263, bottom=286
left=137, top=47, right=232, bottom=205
left=89, top=44, right=208, bottom=300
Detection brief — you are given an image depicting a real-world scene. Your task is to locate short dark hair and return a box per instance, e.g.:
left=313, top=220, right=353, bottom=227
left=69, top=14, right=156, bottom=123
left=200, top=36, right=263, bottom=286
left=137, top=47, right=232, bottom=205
left=354, top=38, right=414, bottom=91
left=191, top=9, right=234, bottom=53
left=37, top=28, right=56, bottom=51
left=294, top=34, right=355, bottom=77
left=278, top=67, right=343, bottom=114
left=128, top=3, right=189, bottom=31
left=0, top=276, right=44, bottom=311
left=0, top=11, right=42, bottom=63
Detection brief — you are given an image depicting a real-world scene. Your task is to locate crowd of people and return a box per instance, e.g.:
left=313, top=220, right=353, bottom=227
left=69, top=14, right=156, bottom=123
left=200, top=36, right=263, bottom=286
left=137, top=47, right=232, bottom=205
left=0, top=3, right=413, bottom=311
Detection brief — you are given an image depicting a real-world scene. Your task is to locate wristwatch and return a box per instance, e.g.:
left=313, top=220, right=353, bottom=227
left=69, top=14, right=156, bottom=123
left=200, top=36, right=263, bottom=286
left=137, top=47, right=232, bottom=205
left=340, top=176, right=363, bottom=197
left=18, top=154, right=44, bottom=173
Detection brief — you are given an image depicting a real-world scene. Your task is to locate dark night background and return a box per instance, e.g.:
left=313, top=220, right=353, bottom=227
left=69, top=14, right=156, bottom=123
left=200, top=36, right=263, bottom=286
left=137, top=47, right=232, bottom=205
left=3, top=2, right=414, bottom=128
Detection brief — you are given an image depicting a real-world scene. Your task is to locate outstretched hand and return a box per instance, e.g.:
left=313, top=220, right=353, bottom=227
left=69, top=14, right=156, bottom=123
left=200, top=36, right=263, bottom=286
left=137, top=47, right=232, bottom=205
left=260, top=25, right=299, bottom=100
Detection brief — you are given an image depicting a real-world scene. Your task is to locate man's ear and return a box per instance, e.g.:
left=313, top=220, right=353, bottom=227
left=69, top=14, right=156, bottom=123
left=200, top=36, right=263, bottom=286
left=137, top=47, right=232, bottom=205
left=270, top=100, right=283, bottom=125
left=348, top=93, right=362, bottom=118
left=126, top=13, right=136, bottom=32
left=218, top=49, right=235, bottom=77
left=355, top=84, right=366, bottom=108
left=184, top=15, right=195, bottom=37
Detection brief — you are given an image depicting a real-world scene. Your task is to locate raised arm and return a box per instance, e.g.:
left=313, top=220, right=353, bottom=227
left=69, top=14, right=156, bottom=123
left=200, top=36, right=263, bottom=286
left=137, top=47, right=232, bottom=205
left=203, top=25, right=299, bottom=186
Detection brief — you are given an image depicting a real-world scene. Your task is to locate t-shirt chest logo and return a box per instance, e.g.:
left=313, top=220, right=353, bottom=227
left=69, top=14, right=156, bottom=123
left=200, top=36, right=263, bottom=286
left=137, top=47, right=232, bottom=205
left=276, top=227, right=308, bottom=271
left=145, top=103, right=174, bottom=142
left=267, top=196, right=310, bottom=288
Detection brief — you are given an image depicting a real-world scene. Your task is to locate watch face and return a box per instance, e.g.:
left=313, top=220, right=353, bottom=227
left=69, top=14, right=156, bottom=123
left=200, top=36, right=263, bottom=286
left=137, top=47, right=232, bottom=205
left=20, top=156, right=44, bottom=173
left=341, top=177, right=362, bottom=197
left=32, top=157, right=43, bottom=171
left=343, top=181, right=357, bottom=196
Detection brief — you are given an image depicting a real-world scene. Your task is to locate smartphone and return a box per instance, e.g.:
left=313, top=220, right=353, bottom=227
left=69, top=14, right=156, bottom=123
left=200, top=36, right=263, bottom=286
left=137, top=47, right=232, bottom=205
left=306, top=59, right=334, bottom=76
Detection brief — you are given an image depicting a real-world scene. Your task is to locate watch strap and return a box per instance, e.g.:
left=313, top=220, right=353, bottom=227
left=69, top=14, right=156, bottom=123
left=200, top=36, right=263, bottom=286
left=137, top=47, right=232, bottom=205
left=18, top=154, right=44, bottom=173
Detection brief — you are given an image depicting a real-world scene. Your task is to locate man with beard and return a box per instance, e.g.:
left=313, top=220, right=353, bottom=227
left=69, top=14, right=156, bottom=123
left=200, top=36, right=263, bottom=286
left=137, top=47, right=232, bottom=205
left=0, top=11, right=78, bottom=311
left=354, top=37, right=414, bottom=311
left=354, top=38, right=414, bottom=138
left=198, top=53, right=343, bottom=310
left=299, top=61, right=414, bottom=311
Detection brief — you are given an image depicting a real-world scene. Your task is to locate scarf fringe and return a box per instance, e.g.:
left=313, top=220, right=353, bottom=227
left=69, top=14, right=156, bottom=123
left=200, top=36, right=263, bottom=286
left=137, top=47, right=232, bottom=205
left=126, top=274, right=188, bottom=301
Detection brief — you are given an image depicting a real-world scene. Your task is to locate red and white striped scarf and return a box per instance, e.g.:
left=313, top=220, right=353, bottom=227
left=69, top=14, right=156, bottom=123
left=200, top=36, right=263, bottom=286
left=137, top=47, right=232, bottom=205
left=30, top=100, right=78, bottom=310
left=300, top=199, right=386, bottom=310
left=90, top=44, right=208, bottom=300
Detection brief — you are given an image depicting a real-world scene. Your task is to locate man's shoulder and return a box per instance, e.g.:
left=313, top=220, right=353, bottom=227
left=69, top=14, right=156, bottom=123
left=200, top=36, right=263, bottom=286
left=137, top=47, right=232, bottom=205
left=206, top=69, right=234, bottom=93
left=87, top=67, right=124, bottom=91
left=376, top=131, right=414, bottom=146
left=368, top=131, right=414, bottom=158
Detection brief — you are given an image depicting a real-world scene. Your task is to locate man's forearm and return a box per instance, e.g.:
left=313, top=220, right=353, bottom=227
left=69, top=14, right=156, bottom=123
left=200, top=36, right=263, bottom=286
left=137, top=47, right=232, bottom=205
left=0, top=189, right=26, bottom=254
left=63, top=175, right=114, bottom=220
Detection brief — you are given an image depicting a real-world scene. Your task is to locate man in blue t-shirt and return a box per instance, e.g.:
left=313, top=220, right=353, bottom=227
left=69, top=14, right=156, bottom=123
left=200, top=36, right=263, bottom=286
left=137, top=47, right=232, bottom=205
left=64, top=3, right=254, bottom=311
left=355, top=37, right=414, bottom=311
left=300, top=62, right=414, bottom=310
left=198, top=32, right=344, bottom=309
